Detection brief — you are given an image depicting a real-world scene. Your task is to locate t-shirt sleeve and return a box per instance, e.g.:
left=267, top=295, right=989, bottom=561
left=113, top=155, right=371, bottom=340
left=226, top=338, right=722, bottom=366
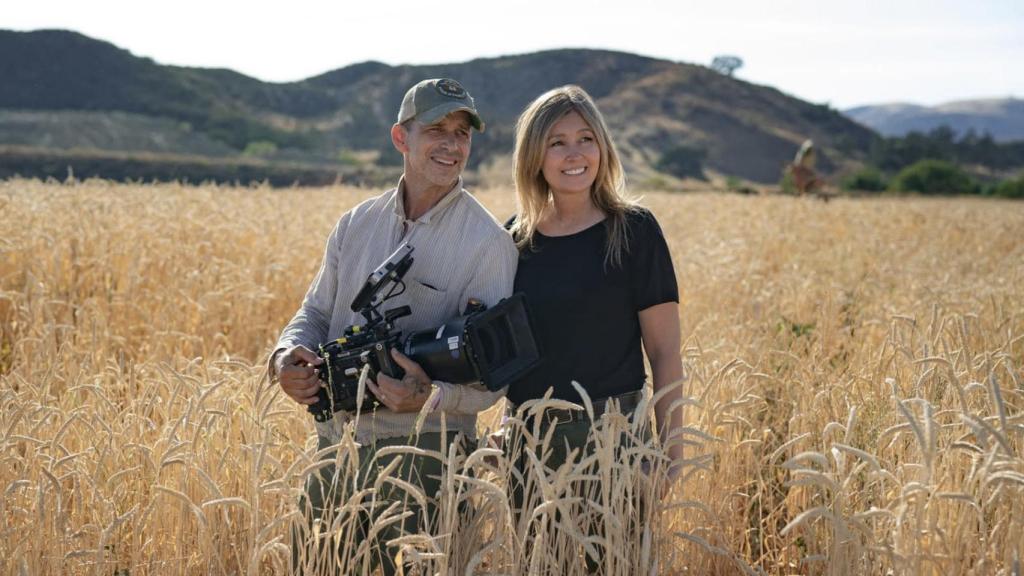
left=628, top=209, right=679, bottom=310
left=432, top=226, right=518, bottom=414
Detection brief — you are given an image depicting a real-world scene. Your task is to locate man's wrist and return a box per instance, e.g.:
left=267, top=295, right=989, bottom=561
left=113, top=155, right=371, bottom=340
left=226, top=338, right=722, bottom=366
left=415, top=379, right=429, bottom=398
left=268, top=347, right=286, bottom=381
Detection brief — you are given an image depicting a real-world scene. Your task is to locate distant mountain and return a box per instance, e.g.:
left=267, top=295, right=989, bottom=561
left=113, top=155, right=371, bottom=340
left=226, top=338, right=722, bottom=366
left=845, top=98, right=1024, bottom=142
left=0, top=30, right=327, bottom=150
left=1, top=29, right=879, bottom=183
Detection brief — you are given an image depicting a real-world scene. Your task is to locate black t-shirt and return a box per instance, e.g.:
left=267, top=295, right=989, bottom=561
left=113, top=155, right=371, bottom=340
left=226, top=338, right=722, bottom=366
left=507, top=208, right=679, bottom=406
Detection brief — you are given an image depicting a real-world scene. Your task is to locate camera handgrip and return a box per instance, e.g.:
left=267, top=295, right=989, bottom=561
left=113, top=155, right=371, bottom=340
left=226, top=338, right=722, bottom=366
left=310, top=387, right=333, bottom=422
left=372, top=342, right=405, bottom=380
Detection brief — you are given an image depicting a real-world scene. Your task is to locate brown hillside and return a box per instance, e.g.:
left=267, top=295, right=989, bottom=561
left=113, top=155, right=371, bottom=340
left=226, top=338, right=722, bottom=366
left=0, top=31, right=876, bottom=183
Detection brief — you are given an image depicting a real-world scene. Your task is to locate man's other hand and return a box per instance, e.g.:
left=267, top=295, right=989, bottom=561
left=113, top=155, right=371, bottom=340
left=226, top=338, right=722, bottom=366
left=274, top=345, right=323, bottom=406
left=368, top=349, right=433, bottom=413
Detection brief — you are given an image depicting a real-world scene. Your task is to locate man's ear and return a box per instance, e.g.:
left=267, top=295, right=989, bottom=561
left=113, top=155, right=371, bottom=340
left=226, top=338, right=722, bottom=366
left=391, top=123, right=409, bottom=154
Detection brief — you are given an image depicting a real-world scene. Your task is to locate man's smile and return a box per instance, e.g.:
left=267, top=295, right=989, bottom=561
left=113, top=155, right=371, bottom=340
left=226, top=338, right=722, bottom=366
left=432, top=156, right=458, bottom=166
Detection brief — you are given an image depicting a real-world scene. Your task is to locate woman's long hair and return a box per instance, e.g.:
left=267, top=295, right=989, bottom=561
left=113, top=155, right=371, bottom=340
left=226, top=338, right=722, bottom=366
left=510, top=85, right=639, bottom=268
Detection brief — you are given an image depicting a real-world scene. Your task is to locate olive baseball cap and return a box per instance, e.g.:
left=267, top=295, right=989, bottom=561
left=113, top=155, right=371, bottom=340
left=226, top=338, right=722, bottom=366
left=397, top=78, right=485, bottom=133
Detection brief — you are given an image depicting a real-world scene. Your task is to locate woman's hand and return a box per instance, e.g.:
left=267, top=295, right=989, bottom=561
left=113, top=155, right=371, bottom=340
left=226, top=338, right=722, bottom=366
left=639, top=301, right=685, bottom=492
left=641, top=457, right=683, bottom=498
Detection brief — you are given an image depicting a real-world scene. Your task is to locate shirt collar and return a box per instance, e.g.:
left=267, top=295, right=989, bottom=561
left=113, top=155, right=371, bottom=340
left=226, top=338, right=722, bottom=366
left=392, top=176, right=465, bottom=224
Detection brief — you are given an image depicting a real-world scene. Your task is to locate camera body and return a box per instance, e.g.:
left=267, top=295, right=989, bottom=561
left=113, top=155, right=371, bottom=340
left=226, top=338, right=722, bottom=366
left=312, top=323, right=403, bottom=419
left=307, top=243, right=541, bottom=423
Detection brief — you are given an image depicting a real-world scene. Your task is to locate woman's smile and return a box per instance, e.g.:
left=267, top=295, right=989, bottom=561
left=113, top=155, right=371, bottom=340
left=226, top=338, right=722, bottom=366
left=542, top=110, right=601, bottom=196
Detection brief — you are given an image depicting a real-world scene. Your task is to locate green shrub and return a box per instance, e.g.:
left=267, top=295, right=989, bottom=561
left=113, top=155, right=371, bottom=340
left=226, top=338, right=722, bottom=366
left=779, top=169, right=796, bottom=195
left=242, top=140, right=278, bottom=157
left=889, top=159, right=976, bottom=195
left=841, top=167, right=887, bottom=192
left=991, top=175, right=1024, bottom=199
left=337, top=149, right=361, bottom=167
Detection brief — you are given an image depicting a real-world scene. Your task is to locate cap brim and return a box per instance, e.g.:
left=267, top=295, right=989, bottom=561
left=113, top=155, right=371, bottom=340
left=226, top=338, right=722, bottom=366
left=417, top=101, right=485, bottom=133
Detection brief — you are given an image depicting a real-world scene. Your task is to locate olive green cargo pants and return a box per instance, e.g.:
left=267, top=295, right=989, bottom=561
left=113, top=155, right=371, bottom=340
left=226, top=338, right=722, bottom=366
left=292, top=432, right=472, bottom=576
left=510, top=415, right=651, bottom=574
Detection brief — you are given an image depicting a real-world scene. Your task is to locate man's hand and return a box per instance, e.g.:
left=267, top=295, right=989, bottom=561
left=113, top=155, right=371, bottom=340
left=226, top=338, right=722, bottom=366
left=367, top=349, right=433, bottom=413
left=274, top=345, right=323, bottom=406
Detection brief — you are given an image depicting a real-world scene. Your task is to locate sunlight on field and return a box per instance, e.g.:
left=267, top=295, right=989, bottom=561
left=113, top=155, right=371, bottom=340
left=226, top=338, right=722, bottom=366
left=1, top=179, right=1022, bottom=574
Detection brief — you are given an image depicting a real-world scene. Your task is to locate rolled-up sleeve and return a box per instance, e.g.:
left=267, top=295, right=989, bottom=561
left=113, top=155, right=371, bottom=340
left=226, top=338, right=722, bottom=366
left=430, top=230, right=517, bottom=414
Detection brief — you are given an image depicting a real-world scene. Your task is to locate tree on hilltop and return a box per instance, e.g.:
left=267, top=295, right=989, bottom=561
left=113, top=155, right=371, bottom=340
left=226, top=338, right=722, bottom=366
left=711, top=55, right=743, bottom=76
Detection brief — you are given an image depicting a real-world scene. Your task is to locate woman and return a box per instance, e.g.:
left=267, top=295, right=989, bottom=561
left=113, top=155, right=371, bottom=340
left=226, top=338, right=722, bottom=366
left=505, top=85, right=685, bottom=566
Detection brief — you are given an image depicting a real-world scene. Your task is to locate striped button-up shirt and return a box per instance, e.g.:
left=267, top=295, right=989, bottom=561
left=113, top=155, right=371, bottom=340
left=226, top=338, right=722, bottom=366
left=274, top=178, right=517, bottom=443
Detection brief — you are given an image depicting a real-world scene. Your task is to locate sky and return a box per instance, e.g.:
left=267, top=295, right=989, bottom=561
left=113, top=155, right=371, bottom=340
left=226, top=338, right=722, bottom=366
left=5, top=0, right=1023, bottom=109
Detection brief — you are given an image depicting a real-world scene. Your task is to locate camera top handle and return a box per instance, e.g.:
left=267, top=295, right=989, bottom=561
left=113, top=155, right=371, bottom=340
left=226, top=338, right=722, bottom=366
left=350, top=243, right=415, bottom=325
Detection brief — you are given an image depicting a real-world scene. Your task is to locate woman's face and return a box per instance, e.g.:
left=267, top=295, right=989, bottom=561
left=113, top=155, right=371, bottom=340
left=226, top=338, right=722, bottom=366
left=541, top=110, right=601, bottom=198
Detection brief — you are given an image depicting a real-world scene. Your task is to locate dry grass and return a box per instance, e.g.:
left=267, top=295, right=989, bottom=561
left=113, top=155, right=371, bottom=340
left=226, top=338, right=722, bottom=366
left=1, top=179, right=1022, bottom=575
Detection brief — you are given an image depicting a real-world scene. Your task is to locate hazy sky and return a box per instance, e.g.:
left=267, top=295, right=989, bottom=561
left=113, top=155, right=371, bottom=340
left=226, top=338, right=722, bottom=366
left=6, top=0, right=1022, bottom=108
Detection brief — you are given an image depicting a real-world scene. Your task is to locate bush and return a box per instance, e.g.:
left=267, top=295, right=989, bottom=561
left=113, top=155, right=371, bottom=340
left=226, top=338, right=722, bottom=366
left=779, top=169, right=796, bottom=195
left=242, top=141, right=277, bottom=157
left=889, top=159, right=976, bottom=195
left=841, top=167, right=887, bottom=192
left=656, top=145, right=707, bottom=180
left=337, top=149, right=362, bottom=167
left=990, top=176, right=1024, bottom=199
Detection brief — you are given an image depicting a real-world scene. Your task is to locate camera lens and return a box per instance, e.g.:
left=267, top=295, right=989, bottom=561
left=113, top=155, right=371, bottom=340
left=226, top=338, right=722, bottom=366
left=475, top=319, right=514, bottom=367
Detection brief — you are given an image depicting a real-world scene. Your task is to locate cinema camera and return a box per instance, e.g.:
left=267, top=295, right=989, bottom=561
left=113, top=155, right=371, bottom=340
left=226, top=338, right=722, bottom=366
left=308, top=242, right=541, bottom=422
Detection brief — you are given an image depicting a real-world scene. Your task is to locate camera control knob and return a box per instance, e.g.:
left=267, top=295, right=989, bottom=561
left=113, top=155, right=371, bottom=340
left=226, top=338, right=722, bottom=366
left=464, top=298, right=487, bottom=315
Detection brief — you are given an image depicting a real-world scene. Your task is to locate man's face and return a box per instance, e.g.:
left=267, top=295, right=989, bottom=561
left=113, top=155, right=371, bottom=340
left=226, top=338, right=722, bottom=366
left=394, top=111, right=473, bottom=190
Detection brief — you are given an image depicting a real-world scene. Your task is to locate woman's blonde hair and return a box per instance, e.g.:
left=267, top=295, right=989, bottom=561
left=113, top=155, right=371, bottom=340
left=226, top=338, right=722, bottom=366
left=510, top=85, right=639, bottom=268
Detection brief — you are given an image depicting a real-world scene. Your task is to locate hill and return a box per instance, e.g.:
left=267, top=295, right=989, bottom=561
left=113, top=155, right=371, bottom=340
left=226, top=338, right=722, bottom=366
left=0, top=29, right=878, bottom=183
left=845, top=98, right=1024, bottom=142
left=0, top=110, right=235, bottom=156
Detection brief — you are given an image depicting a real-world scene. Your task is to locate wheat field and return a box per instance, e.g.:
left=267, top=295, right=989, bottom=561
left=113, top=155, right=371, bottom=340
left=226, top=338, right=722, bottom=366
left=1, top=179, right=1022, bottom=575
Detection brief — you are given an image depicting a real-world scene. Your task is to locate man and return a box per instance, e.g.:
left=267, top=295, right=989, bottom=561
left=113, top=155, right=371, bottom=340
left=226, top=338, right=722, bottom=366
left=270, top=78, right=516, bottom=575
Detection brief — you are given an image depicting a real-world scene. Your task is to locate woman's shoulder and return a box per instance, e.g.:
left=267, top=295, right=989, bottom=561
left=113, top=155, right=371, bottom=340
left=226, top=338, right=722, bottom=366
left=622, top=205, right=663, bottom=235
left=624, top=205, right=654, bottom=222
